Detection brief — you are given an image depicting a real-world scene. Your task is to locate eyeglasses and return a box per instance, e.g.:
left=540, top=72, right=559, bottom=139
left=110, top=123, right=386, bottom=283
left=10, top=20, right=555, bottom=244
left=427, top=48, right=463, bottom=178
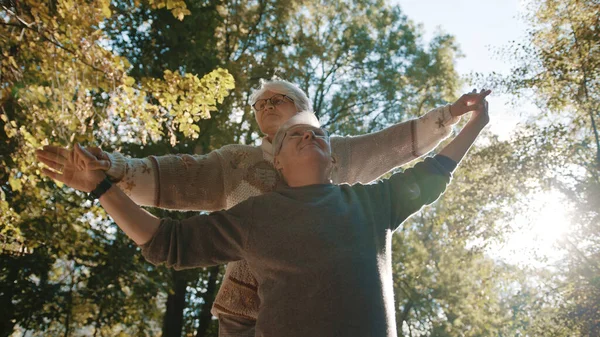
left=276, top=126, right=329, bottom=155
left=284, top=126, right=329, bottom=140
left=252, top=94, right=294, bottom=112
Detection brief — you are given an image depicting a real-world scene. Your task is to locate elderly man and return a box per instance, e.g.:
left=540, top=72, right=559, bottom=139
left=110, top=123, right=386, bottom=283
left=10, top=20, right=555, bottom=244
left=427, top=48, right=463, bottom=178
left=37, top=90, right=490, bottom=337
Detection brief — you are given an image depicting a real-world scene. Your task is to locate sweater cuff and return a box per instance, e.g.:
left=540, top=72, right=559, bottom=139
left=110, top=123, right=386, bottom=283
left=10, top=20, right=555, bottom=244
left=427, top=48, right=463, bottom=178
left=105, top=152, right=127, bottom=182
left=444, top=104, right=461, bottom=126
left=433, top=154, right=457, bottom=173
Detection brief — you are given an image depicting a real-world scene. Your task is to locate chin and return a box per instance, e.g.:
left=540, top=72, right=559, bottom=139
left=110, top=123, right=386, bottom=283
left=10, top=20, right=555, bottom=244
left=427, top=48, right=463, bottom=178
left=299, top=149, right=330, bottom=165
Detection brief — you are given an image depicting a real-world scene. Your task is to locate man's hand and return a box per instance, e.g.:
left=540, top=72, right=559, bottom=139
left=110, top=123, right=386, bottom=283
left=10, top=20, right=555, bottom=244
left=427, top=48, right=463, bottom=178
left=450, top=89, right=492, bottom=127
left=439, top=90, right=491, bottom=163
left=466, top=89, right=490, bottom=128
left=36, top=144, right=107, bottom=192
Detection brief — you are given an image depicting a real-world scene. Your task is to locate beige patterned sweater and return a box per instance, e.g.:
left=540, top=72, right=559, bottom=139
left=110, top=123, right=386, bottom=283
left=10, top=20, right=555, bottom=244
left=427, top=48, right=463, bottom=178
left=104, top=105, right=459, bottom=320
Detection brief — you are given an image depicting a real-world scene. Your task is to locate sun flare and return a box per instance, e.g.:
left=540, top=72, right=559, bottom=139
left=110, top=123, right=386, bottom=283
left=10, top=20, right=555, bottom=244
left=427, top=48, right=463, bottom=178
left=492, top=190, right=573, bottom=266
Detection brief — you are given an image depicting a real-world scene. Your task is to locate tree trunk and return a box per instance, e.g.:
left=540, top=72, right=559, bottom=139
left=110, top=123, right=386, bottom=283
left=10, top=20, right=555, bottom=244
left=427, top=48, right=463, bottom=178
left=0, top=257, right=18, bottom=337
left=195, top=266, right=220, bottom=337
left=162, top=270, right=188, bottom=337
left=398, top=299, right=413, bottom=336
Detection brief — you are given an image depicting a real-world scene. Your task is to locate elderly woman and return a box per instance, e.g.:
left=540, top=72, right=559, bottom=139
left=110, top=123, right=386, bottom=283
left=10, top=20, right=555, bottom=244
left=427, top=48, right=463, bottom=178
left=36, top=79, right=484, bottom=336
left=36, top=89, right=490, bottom=337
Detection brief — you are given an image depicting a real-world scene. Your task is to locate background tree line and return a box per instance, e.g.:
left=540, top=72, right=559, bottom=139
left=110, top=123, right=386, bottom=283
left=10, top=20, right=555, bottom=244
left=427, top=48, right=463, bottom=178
left=0, top=0, right=597, bottom=336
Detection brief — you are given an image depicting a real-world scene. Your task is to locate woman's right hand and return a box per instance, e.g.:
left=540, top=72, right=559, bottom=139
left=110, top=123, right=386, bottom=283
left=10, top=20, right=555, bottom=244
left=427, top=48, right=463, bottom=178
left=36, top=144, right=108, bottom=193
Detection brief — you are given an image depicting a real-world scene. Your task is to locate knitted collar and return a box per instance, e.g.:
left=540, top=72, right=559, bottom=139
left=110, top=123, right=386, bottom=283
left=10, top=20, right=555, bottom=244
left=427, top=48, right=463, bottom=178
left=260, top=136, right=275, bottom=162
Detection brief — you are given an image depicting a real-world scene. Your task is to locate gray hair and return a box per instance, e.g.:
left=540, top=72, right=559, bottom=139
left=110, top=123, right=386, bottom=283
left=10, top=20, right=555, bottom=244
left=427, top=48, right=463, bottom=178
left=250, top=79, right=312, bottom=112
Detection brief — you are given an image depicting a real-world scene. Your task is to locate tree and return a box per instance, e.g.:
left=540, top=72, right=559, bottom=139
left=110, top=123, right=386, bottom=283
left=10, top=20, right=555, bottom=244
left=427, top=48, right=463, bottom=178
left=474, top=0, right=600, bottom=334
left=0, top=1, right=233, bottom=336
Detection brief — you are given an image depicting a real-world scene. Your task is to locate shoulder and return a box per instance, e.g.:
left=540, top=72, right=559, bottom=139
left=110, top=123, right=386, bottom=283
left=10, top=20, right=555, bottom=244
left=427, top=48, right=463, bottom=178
left=329, top=135, right=345, bottom=149
left=218, top=143, right=262, bottom=156
left=329, top=135, right=349, bottom=159
left=216, top=143, right=264, bottom=166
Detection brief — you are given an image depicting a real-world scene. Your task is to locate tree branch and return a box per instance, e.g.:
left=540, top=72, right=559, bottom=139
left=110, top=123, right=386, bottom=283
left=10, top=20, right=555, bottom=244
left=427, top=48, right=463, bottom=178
left=1, top=6, right=116, bottom=78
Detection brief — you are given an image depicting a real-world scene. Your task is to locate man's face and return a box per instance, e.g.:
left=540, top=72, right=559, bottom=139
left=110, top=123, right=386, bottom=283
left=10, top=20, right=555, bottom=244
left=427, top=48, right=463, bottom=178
left=275, top=125, right=331, bottom=178
left=253, top=90, right=298, bottom=138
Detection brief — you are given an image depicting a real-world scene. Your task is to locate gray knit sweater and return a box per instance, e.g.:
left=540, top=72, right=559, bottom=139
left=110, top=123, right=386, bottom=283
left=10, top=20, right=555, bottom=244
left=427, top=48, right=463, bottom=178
left=140, top=157, right=452, bottom=337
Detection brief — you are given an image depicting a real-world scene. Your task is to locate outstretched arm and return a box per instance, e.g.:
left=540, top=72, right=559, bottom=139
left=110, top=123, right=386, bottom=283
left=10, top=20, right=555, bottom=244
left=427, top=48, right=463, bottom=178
left=36, top=144, right=161, bottom=245
left=36, top=145, right=248, bottom=269
left=35, top=145, right=230, bottom=211
left=369, top=89, right=491, bottom=229
left=330, top=93, right=486, bottom=185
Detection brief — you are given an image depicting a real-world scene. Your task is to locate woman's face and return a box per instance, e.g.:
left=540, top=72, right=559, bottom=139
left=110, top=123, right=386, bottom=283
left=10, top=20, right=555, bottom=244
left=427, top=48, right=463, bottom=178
left=254, top=90, right=298, bottom=139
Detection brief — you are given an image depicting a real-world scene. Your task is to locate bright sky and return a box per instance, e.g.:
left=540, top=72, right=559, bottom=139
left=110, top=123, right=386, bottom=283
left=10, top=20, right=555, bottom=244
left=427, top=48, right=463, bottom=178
left=395, top=0, right=531, bottom=140
left=394, top=0, right=574, bottom=267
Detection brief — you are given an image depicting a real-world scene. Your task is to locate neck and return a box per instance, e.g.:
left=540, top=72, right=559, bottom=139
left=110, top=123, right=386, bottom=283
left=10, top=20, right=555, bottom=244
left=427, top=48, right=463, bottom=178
left=283, top=167, right=330, bottom=187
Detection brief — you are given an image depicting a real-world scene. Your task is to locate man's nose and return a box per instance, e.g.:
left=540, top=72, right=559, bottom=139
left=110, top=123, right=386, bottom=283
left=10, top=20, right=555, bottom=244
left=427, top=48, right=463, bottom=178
left=302, top=130, right=315, bottom=140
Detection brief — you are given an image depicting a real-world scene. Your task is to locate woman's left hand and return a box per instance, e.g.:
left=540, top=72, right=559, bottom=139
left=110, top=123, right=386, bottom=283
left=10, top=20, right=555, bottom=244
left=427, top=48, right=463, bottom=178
left=36, top=143, right=106, bottom=193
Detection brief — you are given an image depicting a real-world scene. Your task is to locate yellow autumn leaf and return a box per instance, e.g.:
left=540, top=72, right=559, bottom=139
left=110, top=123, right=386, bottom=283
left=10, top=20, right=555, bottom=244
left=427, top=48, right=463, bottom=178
left=123, top=76, right=135, bottom=86
left=101, top=4, right=112, bottom=18
left=8, top=177, right=22, bottom=193
left=172, top=8, right=191, bottom=21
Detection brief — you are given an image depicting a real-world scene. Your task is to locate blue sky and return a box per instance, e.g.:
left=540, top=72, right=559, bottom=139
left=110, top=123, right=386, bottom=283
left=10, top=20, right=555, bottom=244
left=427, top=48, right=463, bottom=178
left=395, top=0, right=531, bottom=139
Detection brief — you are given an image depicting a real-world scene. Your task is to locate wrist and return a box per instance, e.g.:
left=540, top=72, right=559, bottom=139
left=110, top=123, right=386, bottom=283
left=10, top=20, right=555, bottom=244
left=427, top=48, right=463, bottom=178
left=105, top=152, right=125, bottom=182
left=98, top=182, right=116, bottom=202
left=467, top=116, right=489, bottom=129
left=449, top=103, right=456, bottom=117
left=89, top=176, right=113, bottom=200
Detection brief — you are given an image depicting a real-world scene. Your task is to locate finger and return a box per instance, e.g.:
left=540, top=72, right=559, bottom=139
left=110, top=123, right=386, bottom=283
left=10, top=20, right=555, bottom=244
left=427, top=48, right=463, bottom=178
left=38, top=155, right=65, bottom=172
left=461, top=103, right=480, bottom=113
left=42, top=145, right=71, bottom=158
left=75, top=144, right=109, bottom=170
left=35, top=150, right=67, bottom=166
left=463, top=93, right=479, bottom=106
left=474, top=102, right=486, bottom=111
left=88, top=147, right=111, bottom=164
left=41, top=167, right=65, bottom=183
left=87, top=160, right=111, bottom=171
left=472, top=90, right=491, bottom=105
left=74, top=143, right=98, bottom=162
left=87, top=147, right=105, bottom=158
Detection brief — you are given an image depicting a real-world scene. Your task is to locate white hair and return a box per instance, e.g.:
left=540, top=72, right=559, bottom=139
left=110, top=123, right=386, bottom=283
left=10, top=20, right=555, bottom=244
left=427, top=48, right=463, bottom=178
left=250, top=79, right=312, bottom=112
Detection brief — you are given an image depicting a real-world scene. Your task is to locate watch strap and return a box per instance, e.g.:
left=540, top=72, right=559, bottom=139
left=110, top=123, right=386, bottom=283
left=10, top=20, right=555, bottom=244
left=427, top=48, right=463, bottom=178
left=89, top=177, right=113, bottom=200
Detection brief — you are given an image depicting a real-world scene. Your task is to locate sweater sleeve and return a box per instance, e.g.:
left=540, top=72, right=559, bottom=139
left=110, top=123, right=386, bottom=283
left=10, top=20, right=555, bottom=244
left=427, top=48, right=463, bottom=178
left=139, top=200, right=253, bottom=270
left=367, top=157, right=452, bottom=231
left=330, top=105, right=459, bottom=185
left=104, top=147, right=233, bottom=211
left=104, top=153, right=157, bottom=206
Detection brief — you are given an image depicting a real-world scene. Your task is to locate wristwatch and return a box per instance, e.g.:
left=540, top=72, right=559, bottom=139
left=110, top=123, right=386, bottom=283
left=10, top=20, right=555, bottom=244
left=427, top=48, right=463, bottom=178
left=89, top=177, right=113, bottom=200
